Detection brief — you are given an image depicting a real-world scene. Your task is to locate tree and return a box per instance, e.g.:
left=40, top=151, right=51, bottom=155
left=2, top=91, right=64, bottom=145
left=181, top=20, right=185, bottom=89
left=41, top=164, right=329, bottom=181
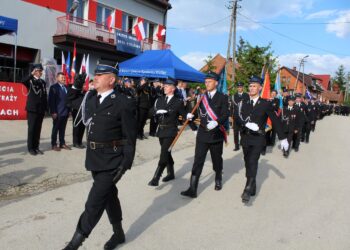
left=235, top=37, right=277, bottom=89
left=203, top=55, right=216, bottom=73
left=333, top=65, right=347, bottom=91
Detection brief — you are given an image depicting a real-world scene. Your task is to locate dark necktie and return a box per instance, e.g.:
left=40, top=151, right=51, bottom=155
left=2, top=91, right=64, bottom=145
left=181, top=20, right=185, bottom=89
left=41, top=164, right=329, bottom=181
left=250, top=100, right=254, bottom=107
left=165, top=96, right=168, bottom=104
left=96, top=95, right=101, bottom=107
left=208, top=93, right=211, bottom=99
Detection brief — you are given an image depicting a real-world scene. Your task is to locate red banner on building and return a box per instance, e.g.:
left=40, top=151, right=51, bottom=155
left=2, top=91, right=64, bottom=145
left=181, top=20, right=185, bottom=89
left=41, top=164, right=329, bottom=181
left=0, top=82, right=28, bottom=120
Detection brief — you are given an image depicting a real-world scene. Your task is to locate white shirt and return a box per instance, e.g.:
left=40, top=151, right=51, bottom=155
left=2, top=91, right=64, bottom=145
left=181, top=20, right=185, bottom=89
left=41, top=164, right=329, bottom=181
left=165, top=94, right=174, bottom=104
left=288, top=106, right=293, bottom=110
left=208, top=89, right=217, bottom=99
left=250, top=96, right=259, bottom=106
left=98, top=89, right=114, bottom=104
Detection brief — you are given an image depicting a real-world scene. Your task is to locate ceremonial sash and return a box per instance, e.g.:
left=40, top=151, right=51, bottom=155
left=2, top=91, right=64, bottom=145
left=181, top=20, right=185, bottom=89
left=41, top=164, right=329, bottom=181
left=202, top=94, right=228, bottom=144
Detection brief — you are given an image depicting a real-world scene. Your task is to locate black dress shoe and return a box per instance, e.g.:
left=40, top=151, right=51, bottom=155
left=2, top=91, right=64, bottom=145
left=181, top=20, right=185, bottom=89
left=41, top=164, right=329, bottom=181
left=28, top=150, right=37, bottom=156
left=162, top=165, right=175, bottom=182
left=36, top=149, right=44, bottom=155
left=63, top=231, right=86, bottom=250
left=181, top=175, right=199, bottom=198
left=295, top=147, right=299, bottom=152
left=233, top=145, right=240, bottom=151
left=215, top=179, right=222, bottom=190
left=137, top=135, right=144, bottom=140
left=261, top=150, right=266, bottom=156
left=104, top=223, right=125, bottom=250
left=73, top=144, right=85, bottom=149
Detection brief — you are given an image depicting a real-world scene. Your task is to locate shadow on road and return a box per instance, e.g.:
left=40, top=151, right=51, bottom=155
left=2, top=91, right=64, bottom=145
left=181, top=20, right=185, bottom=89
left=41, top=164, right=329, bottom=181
left=0, top=157, right=24, bottom=168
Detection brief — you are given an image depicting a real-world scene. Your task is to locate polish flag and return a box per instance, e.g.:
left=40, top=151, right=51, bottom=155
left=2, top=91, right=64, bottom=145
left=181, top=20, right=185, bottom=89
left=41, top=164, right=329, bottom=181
left=61, top=51, right=66, bottom=73
left=83, top=54, right=90, bottom=91
left=106, top=11, right=115, bottom=31
left=133, top=17, right=146, bottom=41
left=156, top=25, right=166, bottom=41
left=79, top=54, right=86, bottom=74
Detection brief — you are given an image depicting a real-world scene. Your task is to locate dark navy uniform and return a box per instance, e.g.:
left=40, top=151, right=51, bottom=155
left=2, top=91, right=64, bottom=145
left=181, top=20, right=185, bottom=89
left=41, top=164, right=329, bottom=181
left=281, top=98, right=302, bottom=157
left=232, top=82, right=249, bottom=151
left=22, top=64, right=47, bottom=155
left=148, top=79, right=186, bottom=186
left=234, top=76, right=287, bottom=203
left=136, top=78, right=152, bottom=139
left=63, top=65, right=137, bottom=250
left=294, top=98, right=307, bottom=150
left=302, top=100, right=317, bottom=143
left=181, top=72, right=229, bottom=198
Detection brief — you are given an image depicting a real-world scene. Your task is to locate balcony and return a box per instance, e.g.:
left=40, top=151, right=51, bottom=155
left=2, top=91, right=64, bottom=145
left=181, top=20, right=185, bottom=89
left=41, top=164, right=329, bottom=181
left=53, top=15, right=170, bottom=54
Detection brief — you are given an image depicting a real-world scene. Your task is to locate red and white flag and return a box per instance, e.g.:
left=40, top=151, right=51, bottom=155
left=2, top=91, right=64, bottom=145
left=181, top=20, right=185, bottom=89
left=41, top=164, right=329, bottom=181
left=134, top=17, right=146, bottom=41
left=155, top=25, right=166, bottom=40
left=79, top=54, right=86, bottom=74
left=61, top=51, right=66, bottom=73
left=106, top=11, right=115, bottom=31
left=84, top=54, right=90, bottom=91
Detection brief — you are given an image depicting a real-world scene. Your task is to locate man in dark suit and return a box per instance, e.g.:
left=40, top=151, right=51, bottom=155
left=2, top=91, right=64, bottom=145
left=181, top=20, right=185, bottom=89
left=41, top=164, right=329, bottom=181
left=65, top=74, right=87, bottom=149
left=22, top=63, right=47, bottom=155
left=232, top=82, right=249, bottom=151
left=293, top=93, right=306, bottom=151
left=234, top=76, right=288, bottom=203
left=62, top=64, right=137, bottom=250
left=309, top=98, right=318, bottom=132
left=149, top=79, right=163, bottom=137
left=148, top=78, right=187, bottom=186
left=48, top=72, right=71, bottom=151
left=181, top=72, right=229, bottom=198
left=281, top=95, right=302, bottom=157
left=282, top=88, right=289, bottom=108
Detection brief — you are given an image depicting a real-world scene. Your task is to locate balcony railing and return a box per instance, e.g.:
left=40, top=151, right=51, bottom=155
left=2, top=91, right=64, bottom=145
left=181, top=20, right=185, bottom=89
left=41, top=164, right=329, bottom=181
left=55, top=15, right=170, bottom=52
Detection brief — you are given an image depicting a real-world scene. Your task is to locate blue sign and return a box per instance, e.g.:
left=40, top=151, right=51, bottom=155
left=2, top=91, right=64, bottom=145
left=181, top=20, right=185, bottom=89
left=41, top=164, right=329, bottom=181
left=116, top=30, right=141, bottom=55
left=0, top=16, right=18, bottom=36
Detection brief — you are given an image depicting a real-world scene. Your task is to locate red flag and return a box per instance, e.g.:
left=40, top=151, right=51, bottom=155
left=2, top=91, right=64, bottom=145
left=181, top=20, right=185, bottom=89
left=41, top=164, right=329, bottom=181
left=83, top=54, right=90, bottom=91
left=260, top=70, right=272, bottom=129
left=106, top=11, right=115, bottom=31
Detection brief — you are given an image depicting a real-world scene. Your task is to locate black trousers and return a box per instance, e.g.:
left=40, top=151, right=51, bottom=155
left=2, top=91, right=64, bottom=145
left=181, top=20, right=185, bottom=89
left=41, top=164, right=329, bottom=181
left=242, top=145, right=265, bottom=178
left=191, top=140, right=223, bottom=177
left=158, top=137, right=175, bottom=167
left=137, top=107, right=149, bottom=136
left=72, top=109, right=85, bottom=145
left=27, top=111, right=45, bottom=151
left=233, top=121, right=240, bottom=147
left=292, top=129, right=302, bottom=149
left=311, top=121, right=316, bottom=132
left=77, top=170, right=122, bottom=237
left=149, top=116, right=158, bottom=135
left=51, top=115, right=68, bottom=146
left=302, top=122, right=311, bottom=141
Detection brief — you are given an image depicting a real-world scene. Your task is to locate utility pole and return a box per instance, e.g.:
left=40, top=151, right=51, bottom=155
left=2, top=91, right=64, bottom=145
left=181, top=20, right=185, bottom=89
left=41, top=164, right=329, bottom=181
left=232, top=0, right=239, bottom=85
left=293, top=55, right=308, bottom=94
left=225, top=1, right=234, bottom=91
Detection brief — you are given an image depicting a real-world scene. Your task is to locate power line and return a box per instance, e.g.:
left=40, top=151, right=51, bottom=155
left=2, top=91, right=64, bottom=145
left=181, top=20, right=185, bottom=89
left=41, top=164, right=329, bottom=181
left=239, top=20, right=350, bottom=25
left=167, top=15, right=231, bottom=30
left=237, top=12, right=350, bottom=57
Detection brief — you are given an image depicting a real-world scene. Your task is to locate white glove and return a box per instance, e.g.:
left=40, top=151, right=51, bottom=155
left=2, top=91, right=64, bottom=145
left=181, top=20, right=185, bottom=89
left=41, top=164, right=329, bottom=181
left=280, top=139, right=289, bottom=151
left=156, top=109, right=168, bottom=115
left=207, top=120, right=218, bottom=130
left=245, top=122, right=259, bottom=131
left=186, top=113, right=194, bottom=120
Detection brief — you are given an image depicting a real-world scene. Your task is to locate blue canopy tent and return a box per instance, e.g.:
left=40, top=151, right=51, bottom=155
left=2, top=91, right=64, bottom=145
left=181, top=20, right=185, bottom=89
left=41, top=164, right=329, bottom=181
left=0, top=16, right=18, bottom=82
left=119, top=50, right=205, bottom=82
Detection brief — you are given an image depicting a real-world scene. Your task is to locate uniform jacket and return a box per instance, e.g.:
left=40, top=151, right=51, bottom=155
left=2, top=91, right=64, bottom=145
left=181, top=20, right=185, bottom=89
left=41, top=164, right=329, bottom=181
left=306, top=103, right=317, bottom=122
left=197, top=92, right=230, bottom=143
left=48, top=83, right=70, bottom=116
left=153, top=95, right=186, bottom=138
left=294, top=102, right=308, bottom=124
left=232, top=92, right=249, bottom=118
left=235, top=97, right=286, bottom=146
left=281, top=106, right=302, bottom=134
left=22, top=75, right=47, bottom=114
left=270, top=97, right=280, bottom=112
left=137, top=84, right=152, bottom=109
left=85, top=90, right=137, bottom=171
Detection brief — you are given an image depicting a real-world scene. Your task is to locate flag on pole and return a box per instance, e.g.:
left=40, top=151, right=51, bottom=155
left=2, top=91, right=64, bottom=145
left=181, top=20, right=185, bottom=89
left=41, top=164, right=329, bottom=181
left=65, top=51, right=71, bottom=85
left=305, top=89, right=312, bottom=100
left=79, top=54, right=86, bottom=74
left=260, top=70, right=272, bottom=130
left=61, top=51, right=66, bottom=73
left=274, top=68, right=283, bottom=112
left=218, top=67, right=227, bottom=94
left=106, top=11, right=115, bottom=31
left=154, top=25, right=166, bottom=41
left=83, top=54, right=90, bottom=91
left=134, top=17, right=146, bottom=41
left=71, top=41, right=77, bottom=84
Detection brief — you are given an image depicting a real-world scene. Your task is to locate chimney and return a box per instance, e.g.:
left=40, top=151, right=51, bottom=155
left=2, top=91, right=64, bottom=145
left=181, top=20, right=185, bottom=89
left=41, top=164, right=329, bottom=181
left=292, top=66, right=297, bottom=71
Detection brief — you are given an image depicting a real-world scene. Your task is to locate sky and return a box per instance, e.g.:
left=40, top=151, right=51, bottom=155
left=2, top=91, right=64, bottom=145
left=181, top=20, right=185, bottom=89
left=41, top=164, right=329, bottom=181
left=166, top=0, right=350, bottom=76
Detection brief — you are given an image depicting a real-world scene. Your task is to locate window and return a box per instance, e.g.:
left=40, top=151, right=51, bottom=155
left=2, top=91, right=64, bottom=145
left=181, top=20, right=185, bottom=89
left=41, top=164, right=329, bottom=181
left=96, top=4, right=113, bottom=30
left=148, top=23, right=155, bottom=41
left=67, top=0, right=87, bottom=23
left=128, top=16, right=135, bottom=34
